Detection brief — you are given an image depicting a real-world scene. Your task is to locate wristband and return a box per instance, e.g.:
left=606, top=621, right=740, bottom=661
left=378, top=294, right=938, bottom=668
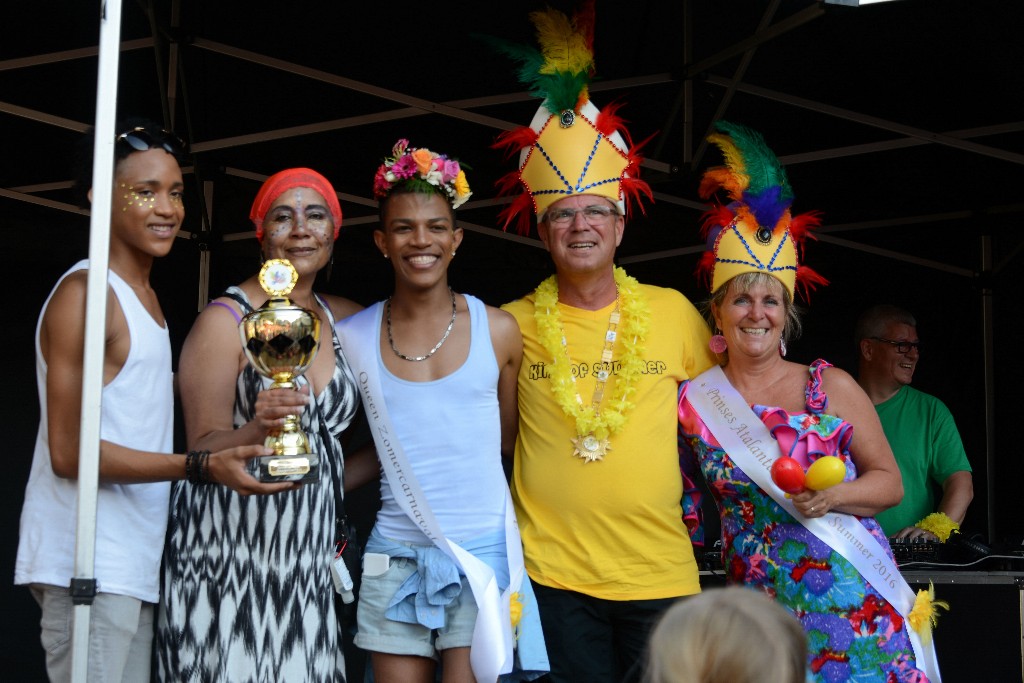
left=185, top=450, right=212, bottom=485
left=915, top=512, right=959, bottom=542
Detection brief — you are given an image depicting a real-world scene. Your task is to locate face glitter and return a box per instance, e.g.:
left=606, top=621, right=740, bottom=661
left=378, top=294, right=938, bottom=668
left=293, top=189, right=306, bottom=233
left=119, top=182, right=157, bottom=211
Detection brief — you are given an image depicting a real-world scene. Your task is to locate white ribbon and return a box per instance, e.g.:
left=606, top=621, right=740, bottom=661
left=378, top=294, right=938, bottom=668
left=687, top=365, right=941, bottom=682
left=338, top=309, right=520, bottom=681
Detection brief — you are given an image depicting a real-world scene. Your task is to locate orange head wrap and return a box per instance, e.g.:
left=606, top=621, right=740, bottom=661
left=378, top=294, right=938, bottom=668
left=249, top=168, right=343, bottom=241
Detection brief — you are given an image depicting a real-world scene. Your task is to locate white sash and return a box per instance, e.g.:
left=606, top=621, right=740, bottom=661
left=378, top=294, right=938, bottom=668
left=687, top=365, right=941, bottom=682
left=338, top=307, right=521, bottom=681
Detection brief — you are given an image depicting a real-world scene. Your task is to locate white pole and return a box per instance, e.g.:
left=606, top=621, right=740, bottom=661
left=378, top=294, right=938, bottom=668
left=70, top=0, right=124, bottom=680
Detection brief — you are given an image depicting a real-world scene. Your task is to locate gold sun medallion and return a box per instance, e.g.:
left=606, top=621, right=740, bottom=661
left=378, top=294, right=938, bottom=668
left=572, top=433, right=612, bottom=463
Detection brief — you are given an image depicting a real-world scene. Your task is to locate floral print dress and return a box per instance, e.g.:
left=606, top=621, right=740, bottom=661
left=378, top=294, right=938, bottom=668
left=678, top=360, right=930, bottom=683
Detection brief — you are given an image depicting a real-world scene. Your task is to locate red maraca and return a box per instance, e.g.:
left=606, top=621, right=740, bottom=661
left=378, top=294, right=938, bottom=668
left=770, top=456, right=806, bottom=494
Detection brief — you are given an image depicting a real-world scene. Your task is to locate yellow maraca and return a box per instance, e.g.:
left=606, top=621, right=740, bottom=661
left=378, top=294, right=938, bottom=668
left=804, top=455, right=846, bottom=491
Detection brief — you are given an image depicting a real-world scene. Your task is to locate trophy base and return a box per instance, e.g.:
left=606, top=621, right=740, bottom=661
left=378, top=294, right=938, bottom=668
left=252, top=452, right=319, bottom=484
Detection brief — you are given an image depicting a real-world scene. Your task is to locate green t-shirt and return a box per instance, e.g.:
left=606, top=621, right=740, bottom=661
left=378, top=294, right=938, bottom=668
left=873, top=385, right=971, bottom=535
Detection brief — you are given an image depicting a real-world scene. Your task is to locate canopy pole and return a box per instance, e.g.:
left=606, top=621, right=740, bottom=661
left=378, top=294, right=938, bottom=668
left=981, top=234, right=996, bottom=542
left=70, top=0, right=124, bottom=680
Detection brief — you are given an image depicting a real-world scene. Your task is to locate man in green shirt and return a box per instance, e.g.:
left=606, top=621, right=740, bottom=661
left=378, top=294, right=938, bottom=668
left=854, top=304, right=973, bottom=539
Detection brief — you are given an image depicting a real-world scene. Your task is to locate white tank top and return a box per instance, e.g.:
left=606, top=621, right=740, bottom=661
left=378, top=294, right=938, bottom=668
left=374, top=294, right=508, bottom=544
left=15, top=260, right=173, bottom=602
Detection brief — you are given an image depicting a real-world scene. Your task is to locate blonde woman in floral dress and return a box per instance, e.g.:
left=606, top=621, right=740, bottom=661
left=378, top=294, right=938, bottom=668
left=677, top=122, right=937, bottom=683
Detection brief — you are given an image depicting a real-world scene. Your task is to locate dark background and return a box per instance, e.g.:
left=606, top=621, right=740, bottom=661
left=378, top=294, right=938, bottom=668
left=2, top=0, right=1022, bottom=678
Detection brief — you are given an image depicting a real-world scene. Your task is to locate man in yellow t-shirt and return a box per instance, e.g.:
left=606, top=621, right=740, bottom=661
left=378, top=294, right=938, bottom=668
left=501, top=197, right=714, bottom=682
left=493, top=16, right=715, bottom=671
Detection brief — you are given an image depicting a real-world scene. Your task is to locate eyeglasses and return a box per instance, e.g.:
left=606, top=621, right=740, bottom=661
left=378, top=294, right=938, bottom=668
left=871, top=337, right=920, bottom=354
left=544, top=205, right=617, bottom=226
left=115, top=127, right=187, bottom=155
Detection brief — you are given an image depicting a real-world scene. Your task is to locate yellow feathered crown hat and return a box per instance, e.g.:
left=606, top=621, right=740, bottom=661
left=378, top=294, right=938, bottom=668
left=697, top=121, right=827, bottom=299
left=491, top=1, right=652, bottom=235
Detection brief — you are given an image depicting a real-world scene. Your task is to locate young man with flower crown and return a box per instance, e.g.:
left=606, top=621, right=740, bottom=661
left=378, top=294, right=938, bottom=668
left=491, top=7, right=716, bottom=682
left=335, top=140, right=548, bottom=683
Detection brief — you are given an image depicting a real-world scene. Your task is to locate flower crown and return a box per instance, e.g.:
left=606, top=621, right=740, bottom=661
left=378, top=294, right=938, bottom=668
left=372, top=139, right=472, bottom=209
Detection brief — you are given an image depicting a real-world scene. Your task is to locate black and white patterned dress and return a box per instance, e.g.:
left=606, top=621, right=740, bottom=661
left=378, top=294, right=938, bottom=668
left=156, top=287, right=359, bottom=682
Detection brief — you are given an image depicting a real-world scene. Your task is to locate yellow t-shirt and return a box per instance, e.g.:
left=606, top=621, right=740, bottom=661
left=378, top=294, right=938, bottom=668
left=503, top=282, right=716, bottom=600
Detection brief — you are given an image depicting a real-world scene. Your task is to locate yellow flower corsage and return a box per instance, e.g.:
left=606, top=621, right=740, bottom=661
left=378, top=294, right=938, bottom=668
left=907, top=581, right=949, bottom=646
left=510, top=591, right=524, bottom=640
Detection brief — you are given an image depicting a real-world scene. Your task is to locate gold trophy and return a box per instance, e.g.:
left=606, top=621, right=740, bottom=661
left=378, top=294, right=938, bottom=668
left=239, top=259, right=321, bottom=483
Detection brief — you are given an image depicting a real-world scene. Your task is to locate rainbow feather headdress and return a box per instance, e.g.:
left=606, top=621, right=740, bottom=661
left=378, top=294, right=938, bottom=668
left=491, top=1, right=652, bottom=235
left=697, top=121, right=827, bottom=299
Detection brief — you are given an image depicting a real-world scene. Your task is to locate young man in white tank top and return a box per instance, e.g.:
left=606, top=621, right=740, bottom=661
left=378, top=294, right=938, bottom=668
left=14, top=119, right=293, bottom=682
left=337, top=140, right=547, bottom=682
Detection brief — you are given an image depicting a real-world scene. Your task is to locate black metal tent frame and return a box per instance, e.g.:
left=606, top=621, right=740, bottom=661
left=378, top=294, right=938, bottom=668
left=3, top=0, right=1022, bottom=541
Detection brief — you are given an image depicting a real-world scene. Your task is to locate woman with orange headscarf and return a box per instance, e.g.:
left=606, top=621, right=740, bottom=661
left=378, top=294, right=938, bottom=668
left=156, top=168, right=368, bottom=680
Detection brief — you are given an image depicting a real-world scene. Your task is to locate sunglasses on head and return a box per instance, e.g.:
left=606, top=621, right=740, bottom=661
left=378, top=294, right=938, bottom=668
left=115, top=127, right=187, bottom=155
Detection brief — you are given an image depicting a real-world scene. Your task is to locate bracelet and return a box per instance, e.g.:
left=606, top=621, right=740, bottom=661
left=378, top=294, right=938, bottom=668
left=915, top=512, right=959, bottom=542
left=185, top=450, right=212, bottom=485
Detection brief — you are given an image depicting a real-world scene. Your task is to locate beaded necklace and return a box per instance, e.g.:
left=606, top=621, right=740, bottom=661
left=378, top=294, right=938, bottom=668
left=533, top=267, right=650, bottom=462
left=386, top=287, right=457, bottom=362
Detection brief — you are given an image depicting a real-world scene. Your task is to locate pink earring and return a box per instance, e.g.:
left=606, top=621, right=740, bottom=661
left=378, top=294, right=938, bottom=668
left=709, top=334, right=727, bottom=354
left=779, top=338, right=787, bottom=357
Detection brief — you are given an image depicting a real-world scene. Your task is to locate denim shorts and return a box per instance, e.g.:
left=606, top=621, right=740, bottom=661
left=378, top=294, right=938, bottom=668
left=354, top=555, right=478, bottom=658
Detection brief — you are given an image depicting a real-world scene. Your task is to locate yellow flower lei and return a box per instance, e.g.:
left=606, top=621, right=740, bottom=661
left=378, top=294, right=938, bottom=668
left=533, top=267, right=650, bottom=441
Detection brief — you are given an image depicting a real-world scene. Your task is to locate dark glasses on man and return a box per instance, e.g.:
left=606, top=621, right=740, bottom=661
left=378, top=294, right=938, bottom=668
left=115, top=127, right=187, bottom=155
left=871, top=337, right=920, bottom=354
